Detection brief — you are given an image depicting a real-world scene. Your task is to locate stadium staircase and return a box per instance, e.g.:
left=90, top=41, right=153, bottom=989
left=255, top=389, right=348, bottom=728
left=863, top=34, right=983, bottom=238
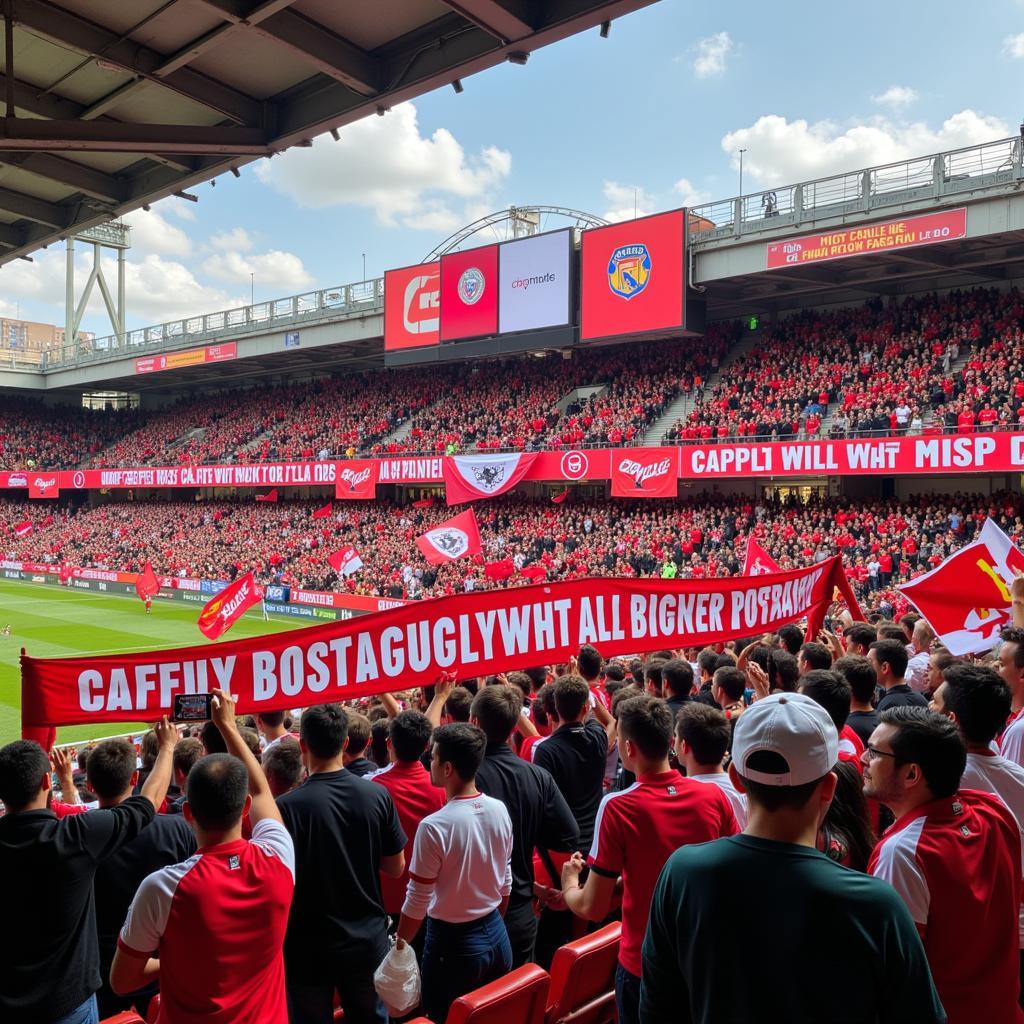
left=377, top=412, right=419, bottom=450
left=644, top=331, right=762, bottom=444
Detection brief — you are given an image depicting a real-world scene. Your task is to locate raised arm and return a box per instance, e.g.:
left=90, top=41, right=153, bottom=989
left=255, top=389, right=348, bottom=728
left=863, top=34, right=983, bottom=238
left=138, top=718, right=176, bottom=811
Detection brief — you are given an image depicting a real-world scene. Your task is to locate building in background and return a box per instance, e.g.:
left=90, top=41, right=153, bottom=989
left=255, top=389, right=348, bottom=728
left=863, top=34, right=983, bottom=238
left=0, top=317, right=93, bottom=365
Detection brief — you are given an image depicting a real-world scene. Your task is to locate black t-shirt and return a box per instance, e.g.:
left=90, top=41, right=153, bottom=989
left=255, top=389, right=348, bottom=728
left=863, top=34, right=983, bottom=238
left=345, top=756, right=378, bottom=778
left=278, top=769, right=406, bottom=981
left=533, top=719, right=608, bottom=854
left=846, top=709, right=880, bottom=746
left=93, top=812, right=196, bottom=983
left=475, top=743, right=579, bottom=902
left=876, top=685, right=929, bottom=714
left=0, top=795, right=155, bottom=1022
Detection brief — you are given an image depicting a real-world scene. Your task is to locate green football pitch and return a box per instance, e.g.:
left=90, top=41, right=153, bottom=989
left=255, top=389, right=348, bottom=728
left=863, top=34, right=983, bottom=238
left=0, top=577, right=306, bottom=746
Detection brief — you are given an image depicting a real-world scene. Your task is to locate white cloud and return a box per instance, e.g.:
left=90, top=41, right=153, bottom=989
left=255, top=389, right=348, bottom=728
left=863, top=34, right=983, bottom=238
left=692, top=32, right=733, bottom=78
left=673, top=178, right=712, bottom=206
left=209, top=227, right=254, bottom=252
left=122, top=208, right=191, bottom=257
left=157, top=195, right=197, bottom=221
left=871, top=85, right=918, bottom=110
left=254, top=102, right=511, bottom=229
left=202, top=249, right=314, bottom=291
left=720, top=109, right=1010, bottom=188
left=1004, top=33, right=1024, bottom=58
left=601, top=181, right=655, bottom=222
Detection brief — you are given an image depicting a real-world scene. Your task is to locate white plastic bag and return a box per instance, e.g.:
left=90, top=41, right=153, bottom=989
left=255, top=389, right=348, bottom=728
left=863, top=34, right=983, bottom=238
left=373, top=937, right=421, bottom=1016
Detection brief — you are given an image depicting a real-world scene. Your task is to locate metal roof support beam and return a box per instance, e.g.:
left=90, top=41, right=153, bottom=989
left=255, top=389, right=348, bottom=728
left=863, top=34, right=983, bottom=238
left=0, top=118, right=270, bottom=155
left=0, top=151, right=124, bottom=202
left=439, top=1, right=535, bottom=43
left=0, top=185, right=65, bottom=227
left=14, top=0, right=263, bottom=125
left=0, top=219, right=25, bottom=246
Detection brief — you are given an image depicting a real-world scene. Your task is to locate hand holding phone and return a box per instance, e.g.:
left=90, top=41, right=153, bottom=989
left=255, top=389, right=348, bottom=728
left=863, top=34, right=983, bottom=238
left=172, top=693, right=213, bottom=722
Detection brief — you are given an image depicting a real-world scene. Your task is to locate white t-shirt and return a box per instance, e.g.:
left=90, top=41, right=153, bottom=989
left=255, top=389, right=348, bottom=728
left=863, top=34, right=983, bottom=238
left=904, top=651, right=930, bottom=693
left=689, top=772, right=748, bottom=829
left=403, top=793, right=512, bottom=923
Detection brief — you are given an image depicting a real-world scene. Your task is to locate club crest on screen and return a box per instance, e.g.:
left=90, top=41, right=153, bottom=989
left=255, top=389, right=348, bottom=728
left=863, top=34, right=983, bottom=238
left=607, top=243, right=651, bottom=300
left=457, top=267, right=486, bottom=306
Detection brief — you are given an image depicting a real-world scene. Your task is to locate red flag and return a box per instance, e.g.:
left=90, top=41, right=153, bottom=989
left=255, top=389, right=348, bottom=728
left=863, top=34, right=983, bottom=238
left=412, top=497, right=435, bottom=509
left=551, top=489, right=569, bottom=504
left=328, top=545, right=364, bottom=577
left=611, top=448, right=678, bottom=498
left=196, top=571, right=263, bottom=640
left=255, top=488, right=278, bottom=503
left=312, top=502, right=333, bottom=520
left=520, top=565, right=547, bottom=581
left=335, top=461, right=379, bottom=500
left=443, top=452, right=538, bottom=505
left=485, top=558, right=516, bottom=581
left=40, top=515, right=53, bottom=527
left=135, top=561, right=159, bottom=602
left=13, top=520, right=32, bottom=537
left=29, top=475, right=59, bottom=499
left=743, top=536, right=780, bottom=576
left=416, top=508, right=482, bottom=565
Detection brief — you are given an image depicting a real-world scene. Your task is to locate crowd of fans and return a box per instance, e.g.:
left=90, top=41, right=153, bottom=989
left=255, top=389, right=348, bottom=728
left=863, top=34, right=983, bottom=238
left=2, top=491, right=1016, bottom=611
left=6, top=605, right=1024, bottom=1022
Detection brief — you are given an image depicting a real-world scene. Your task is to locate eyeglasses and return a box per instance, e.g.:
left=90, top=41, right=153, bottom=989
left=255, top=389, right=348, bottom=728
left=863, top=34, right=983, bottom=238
left=864, top=745, right=897, bottom=761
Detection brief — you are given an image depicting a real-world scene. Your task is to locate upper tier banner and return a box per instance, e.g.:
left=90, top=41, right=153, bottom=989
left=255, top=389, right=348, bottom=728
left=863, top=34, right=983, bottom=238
left=21, top=557, right=856, bottom=735
left=2, top=433, right=1023, bottom=494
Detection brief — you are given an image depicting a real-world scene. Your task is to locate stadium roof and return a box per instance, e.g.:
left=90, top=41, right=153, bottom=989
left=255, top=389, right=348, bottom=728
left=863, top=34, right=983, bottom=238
left=0, top=0, right=655, bottom=265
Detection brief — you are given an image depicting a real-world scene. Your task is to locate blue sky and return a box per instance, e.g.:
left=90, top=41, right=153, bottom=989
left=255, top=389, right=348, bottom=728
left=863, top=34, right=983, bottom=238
left=1, top=0, right=1022, bottom=337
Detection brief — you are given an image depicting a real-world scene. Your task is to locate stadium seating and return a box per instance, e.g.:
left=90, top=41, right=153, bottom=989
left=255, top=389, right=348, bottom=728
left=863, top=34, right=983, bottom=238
left=546, top=922, right=620, bottom=1024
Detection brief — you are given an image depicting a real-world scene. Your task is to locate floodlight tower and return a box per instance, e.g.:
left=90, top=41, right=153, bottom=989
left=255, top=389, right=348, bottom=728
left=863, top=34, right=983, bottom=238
left=65, top=221, right=131, bottom=352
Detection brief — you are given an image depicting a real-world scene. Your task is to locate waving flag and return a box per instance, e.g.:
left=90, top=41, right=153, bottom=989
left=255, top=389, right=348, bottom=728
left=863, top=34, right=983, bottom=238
left=336, top=461, right=379, bottom=500
left=196, top=571, right=262, bottom=640
left=135, top=561, right=160, bottom=602
left=898, top=518, right=1024, bottom=655
left=13, top=520, right=32, bottom=537
left=416, top=508, right=482, bottom=565
left=412, top=497, right=436, bottom=509
left=520, top=565, right=547, bottom=581
left=255, top=488, right=279, bottom=503
left=743, top=536, right=780, bottom=576
left=312, top=502, right=333, bottom=520
left=485, top=559, right=516, bottom=581
left=551, top=489, right=569, bottom=504
left=443, top=452, right=538, bottom=505
left=328, top=545, right=364, bottom=577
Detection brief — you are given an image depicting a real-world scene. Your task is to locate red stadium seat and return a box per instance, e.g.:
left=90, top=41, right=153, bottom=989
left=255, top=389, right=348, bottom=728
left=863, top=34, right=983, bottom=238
left=546, top=922, right=621, bottom=1024
left=100, top=1013, right=146, bottom=1024
left=445, top=964, right=550, bottom=1024
left=145, top=994, right=159, bottom=1023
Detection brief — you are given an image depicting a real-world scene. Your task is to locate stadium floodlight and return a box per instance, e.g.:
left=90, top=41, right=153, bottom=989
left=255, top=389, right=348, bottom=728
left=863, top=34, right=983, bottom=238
left=507, top=51, right=529, bottom=65
left=330, top=128, right=340, bottom=141
left=600, top=20, right=610, bottom=37
left=230, top=167, right=241, bottom=178
left=452, top=79, right=464, bottom=94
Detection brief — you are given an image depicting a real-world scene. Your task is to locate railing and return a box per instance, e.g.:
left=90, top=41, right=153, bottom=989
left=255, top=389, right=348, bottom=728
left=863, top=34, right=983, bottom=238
left=9, top=135, right=1022, bottom=378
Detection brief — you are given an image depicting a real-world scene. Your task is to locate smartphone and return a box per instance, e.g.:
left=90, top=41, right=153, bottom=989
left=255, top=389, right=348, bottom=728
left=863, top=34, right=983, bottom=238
left=172, top=693, right=213, bottom=722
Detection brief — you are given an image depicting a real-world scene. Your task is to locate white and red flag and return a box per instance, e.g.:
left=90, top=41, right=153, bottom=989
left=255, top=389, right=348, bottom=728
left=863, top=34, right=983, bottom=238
left=443, top=452, right=538, bottom=505
left=743, top=536, right=781, bottom=576
left=196, top=571, right=263, bottom=640
left=255, top=488, right=278, bottom=503
left=135, top=561, right=160, bottom=602
left=898, top=518, right=1024, bottom=655
left=610, top=448, right=678, bottom=498
left=328, top=545, right=364, bottom=577
left=29, top=475, right=59, bottom=499
left=415, top=508, right=482, bottom=565
left=13, top=520, right=32, bottom=537
left=335, top=461, right=379, bottom=500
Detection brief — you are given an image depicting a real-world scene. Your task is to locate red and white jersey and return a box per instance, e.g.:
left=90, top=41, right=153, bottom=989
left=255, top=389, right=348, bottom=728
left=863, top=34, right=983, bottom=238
left=869, top=791, right=1023, bottom=1024
left=118, top=818, right=295, bottom=1024
left=838, top=724, right=864, bottom=759
left=1000, top=713, right=1024, bottom=769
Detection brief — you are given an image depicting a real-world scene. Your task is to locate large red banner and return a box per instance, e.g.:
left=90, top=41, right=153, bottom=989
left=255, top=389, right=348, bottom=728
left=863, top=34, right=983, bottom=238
left=611, top=447, right=678, bottom=498
left=335, top=460, right=379, bottom=500
left=28, top=475, right=59, bottom=499
left=440, top=243, right=499, bottom=341
left=766, top=208, right=967, bottom=269
left=22, top=558, right=856, bottom=733
left=580, top=209, right=686, bottom=342
left=443, top=452, right=539, bottom=504
left=384, top=262, right=440, bottom=351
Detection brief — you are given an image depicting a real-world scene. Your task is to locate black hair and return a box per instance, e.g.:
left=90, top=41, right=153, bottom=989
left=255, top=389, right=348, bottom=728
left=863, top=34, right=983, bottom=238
left=432, top=723, right=486, bottom=782
left=186, top=753, right=249, bottom=831
left=300, top=704, right=349, bottom=760
left=769, top=650, right=800, bottom=692
left=577, top=644, right=602, bottom=681
left=644, top=659, right=667, bottom=689
left=1001, top=627, right=1024, bottom=670
left=389, top=710, right=435, bottom=763
left=523, top=667, right=548, bottom=692
left=345, top=711, right=371, bottom=757
left=675, top=703, right=730, bottom=766
left=617, top=695, right=673, bottom=762
left=604, top=662, right=626, bottom=683
left=257, top=710, right=286, bottom=729
left=738, top=751, right=826, bottom=812
left=821, top=759, right=875, bottom=872
left=262, top=739, right=304, bottom=796
left=200, top=719, right=228, bottom=755
left=444, top=686, right=473, bottom=723
left=470, top=685, right=523, bottom=744
left=662, top=658, right=694, bottom=698
left=799, top=642, right=832, bottom=671
left=629, top=658, right=644, bottom=686
left=697, top=649, right=720, bottom=678
left=505, top=672, right=533, bottom=701
left=777, top=623, right=805, bottom=656
left=870, top=638, right=909, bottom=679
left=0, top=740, right=50, bottom=811
left=173, top=737, right=204, bottom=781
left=834, top=654, right=878, bottom=705
left=879, top=707, right=966, bottom=799
left=713, top=666, right=747, bottom=702
left=85, top=739, right=136, bottom=800
left=843, top=622, right=878, bottom=652
left=799, top=670, right=852, bottom=733
left=554, top=674, right=590, bottom=722
left=370, top=719, right=390, bottom=768
left=941, top=663, right=1012, bottom=747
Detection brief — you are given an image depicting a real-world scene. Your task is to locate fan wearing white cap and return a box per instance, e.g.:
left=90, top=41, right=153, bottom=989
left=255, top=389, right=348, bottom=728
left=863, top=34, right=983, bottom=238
left=640, top=693, right=943, bottom=1024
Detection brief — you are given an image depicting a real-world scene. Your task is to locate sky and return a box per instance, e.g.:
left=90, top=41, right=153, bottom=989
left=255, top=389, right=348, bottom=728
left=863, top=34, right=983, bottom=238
left=0, top=0, right=1022, bottom=338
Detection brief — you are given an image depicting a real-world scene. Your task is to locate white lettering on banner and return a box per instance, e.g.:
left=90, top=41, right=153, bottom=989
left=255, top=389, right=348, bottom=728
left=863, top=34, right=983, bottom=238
left=846, top=442, right=901, bottom=471
left=690, top=447, right=773, bottom=475
left=76, top=655, right=236, bottom=712
left=915, top=436, right=997, bottom=470
left=341, top=467, right=372, bottom=487
left=378, top=458, right=444, bottom=483
left=293, top=590, right=334, bottom=607
left=779, top=445, right=838, bottom=472
left=619, top=458, right=672, bottom=486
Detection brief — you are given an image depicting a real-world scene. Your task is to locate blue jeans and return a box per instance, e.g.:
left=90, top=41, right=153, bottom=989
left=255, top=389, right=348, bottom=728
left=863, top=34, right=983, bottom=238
left=421, top=910, right=512, bottom=1023
left=615, top=963, right=641, bottom=1024
left=52, top=993, right=98, bottom=1024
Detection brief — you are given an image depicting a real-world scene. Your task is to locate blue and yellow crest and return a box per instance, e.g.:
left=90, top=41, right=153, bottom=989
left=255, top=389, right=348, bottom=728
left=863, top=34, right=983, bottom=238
left=607, top=243, right=651, bottom=300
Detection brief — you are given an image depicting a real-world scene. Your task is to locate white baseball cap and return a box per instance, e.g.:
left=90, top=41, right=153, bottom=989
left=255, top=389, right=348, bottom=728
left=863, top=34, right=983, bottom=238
left=731, top=692, right=839, bottom=786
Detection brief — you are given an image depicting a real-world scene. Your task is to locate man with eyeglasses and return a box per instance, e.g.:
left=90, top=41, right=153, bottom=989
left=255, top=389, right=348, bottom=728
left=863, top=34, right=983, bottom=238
left=865, top=707, right=1023, bottom=1024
